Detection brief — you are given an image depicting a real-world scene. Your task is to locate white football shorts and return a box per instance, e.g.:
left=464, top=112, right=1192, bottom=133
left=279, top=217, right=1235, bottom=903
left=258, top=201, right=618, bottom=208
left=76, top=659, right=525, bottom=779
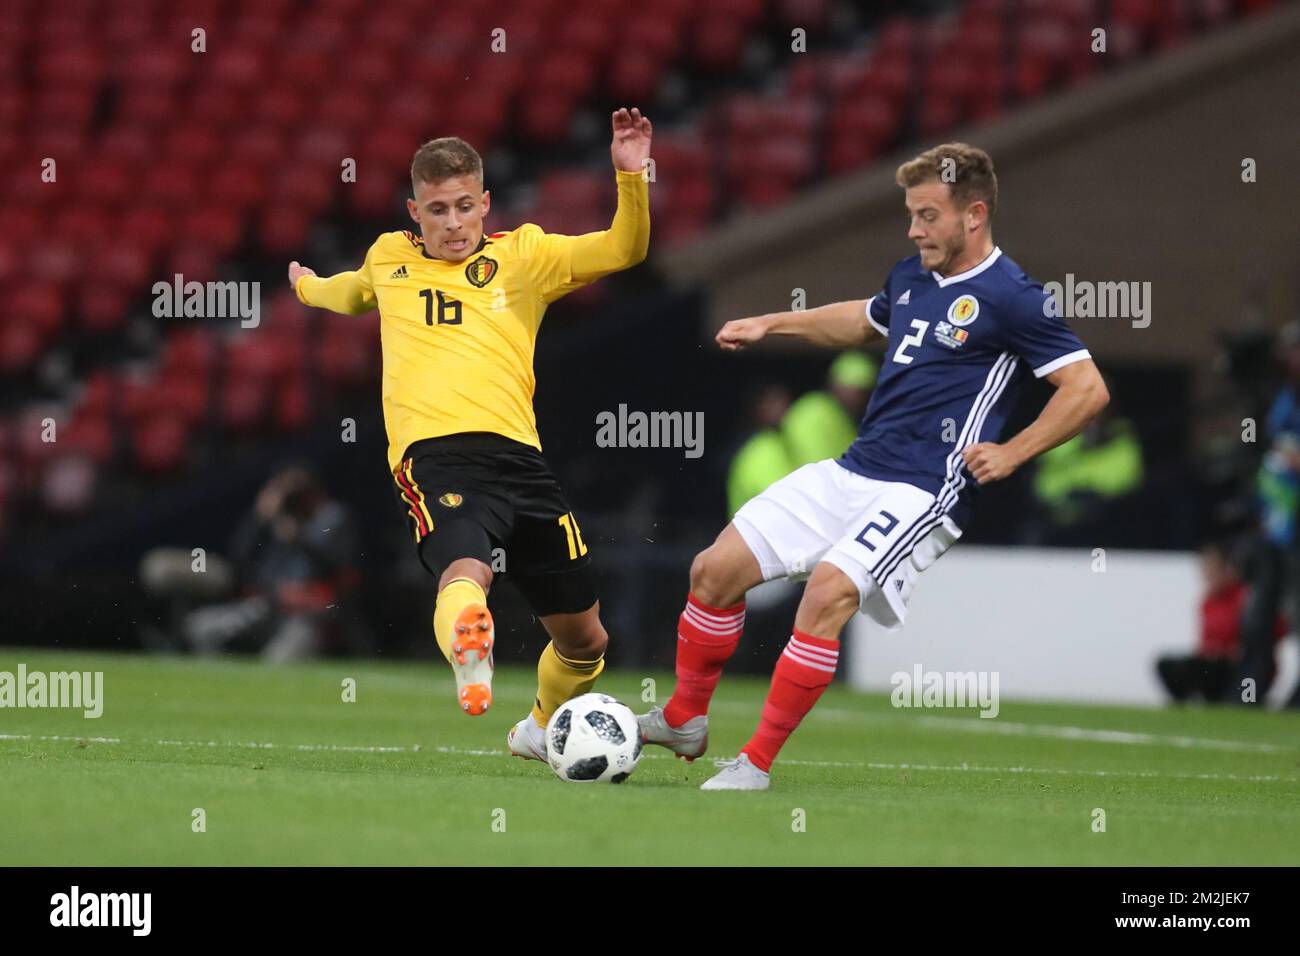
left=732, top=458, right=962, bottom=630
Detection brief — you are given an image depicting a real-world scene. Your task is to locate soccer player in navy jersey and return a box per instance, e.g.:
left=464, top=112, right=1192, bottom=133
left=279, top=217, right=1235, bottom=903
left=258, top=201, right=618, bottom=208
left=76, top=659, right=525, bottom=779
left=638, top=143, right=1110, bottom=789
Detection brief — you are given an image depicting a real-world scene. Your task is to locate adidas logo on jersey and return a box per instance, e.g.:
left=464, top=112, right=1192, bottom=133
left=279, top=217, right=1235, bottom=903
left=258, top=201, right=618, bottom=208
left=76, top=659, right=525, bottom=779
left=896, top=289, right=910, bottom=305
left=390, top=265, right=409, bottom=279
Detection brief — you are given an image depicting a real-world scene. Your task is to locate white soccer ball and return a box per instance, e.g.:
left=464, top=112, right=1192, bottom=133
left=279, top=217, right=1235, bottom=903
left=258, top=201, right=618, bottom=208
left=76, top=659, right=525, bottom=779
left=546, top=693, right=643, bottom=783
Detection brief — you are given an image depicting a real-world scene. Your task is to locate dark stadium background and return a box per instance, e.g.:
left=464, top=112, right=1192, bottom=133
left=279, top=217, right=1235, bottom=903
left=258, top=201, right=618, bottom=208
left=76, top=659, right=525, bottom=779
left=0, top=0, right=1294, bottom=671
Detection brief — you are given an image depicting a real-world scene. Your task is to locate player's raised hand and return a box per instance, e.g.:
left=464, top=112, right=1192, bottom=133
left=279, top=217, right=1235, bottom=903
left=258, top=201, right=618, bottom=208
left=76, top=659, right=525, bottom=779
left=287, top=261, right=316, bottom=289
left=962, top=442, right=1022, bottom=484
left=610, top=107, right=652, bottom=174
left=716, top=316, right=770, bottom=351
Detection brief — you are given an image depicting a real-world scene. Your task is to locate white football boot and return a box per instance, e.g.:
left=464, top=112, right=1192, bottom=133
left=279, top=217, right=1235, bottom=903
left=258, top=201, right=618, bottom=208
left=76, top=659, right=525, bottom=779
left=507, top=712, right=548, bottom=762
left=449, top=603, right=494, bottom=715
left=700, top=753, right=770, bottom=791
left=637, top=706, right=708, bottom=761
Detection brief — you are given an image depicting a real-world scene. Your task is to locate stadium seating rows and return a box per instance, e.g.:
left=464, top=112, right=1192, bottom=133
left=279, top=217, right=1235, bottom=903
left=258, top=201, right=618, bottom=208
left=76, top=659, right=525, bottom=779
left=0, top=0, right=1283, bottom=538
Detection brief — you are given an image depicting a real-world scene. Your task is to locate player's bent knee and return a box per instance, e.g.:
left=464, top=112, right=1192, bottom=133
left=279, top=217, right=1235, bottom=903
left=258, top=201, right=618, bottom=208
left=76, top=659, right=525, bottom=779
left=552, top=615, right=608, bottom=661
left=438, top=559, right=492, bottom=594
left=689, top=547, right=736, bottom=607
left=797, top=565, right=861, bottom=635
left=688, top=549, right=712, bottom=594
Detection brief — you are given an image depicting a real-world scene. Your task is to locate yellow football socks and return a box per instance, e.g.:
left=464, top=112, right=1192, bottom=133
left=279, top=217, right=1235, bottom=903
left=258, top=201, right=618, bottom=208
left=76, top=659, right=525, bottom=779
left=532, top=641, right=605, bottom=727
left=432, top=577, right=487, bottom=663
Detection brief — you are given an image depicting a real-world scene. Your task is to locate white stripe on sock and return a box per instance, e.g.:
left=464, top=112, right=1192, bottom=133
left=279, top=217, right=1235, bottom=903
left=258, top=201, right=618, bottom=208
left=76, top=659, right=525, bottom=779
left=783, top=647, right=838, bottom=673
left=681, top=606, right=743, bottom=629
left=788, top=636, right=838, bottom=663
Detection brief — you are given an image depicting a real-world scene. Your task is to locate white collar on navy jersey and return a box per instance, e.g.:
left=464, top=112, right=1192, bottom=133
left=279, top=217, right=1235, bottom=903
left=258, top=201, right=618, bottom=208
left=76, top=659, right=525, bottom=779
left=932, top=246, right=1002, bottom=288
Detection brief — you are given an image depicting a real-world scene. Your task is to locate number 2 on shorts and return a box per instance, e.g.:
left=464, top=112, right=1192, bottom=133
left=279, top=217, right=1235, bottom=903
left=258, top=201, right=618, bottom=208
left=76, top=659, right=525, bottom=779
left=854, top=510, right=899, bottom=552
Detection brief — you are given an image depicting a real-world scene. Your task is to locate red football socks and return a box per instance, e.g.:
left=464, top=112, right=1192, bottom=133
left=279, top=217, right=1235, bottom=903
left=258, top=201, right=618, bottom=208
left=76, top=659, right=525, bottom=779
left=741, top=629, right=839, bottom=773
left=662, top=594, right=745, bottom=728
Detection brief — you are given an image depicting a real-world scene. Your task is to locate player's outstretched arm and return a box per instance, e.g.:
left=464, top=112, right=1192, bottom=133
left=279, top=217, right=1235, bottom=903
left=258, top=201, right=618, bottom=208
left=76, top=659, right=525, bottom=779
left=962, top=358, right=1109, bottom=484
left=288, top=259, right=376, bottom=315
left=717, top=300, right=881, bottom=351
left=566, top=108, right=652, bottom=281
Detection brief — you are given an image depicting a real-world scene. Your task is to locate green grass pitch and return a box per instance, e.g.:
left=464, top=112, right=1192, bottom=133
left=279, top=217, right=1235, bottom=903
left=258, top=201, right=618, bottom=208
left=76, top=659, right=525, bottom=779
left=2, top=648, right=1298, bottom=865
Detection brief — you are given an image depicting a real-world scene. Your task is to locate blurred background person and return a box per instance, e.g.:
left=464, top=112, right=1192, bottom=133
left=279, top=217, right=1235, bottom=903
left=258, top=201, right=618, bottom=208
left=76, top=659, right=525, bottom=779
left=1025, top=376, right=1144, bottom=546
left=780, top=351, right=877, bottom=469
left=141, top=465, right=365, bottom=662
left=1156, top=542, right=1283, bottom=703
left=726, top=383, right=794, bottom=519
left=1230, top=321, right=1300, bottom=707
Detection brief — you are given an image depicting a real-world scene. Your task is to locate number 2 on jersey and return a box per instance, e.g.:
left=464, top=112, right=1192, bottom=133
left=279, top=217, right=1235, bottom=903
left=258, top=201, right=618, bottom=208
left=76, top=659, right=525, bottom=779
left=892, top=318, right=929, bottom=364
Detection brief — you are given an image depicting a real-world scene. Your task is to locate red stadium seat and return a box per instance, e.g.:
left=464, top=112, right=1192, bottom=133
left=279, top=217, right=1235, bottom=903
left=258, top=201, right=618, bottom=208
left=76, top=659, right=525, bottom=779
left=132, top=413, right=190, bottom=475
left=258, top=206, right=313, bottom=258
left=164, top=123, right=224, bottom=168
left=121, top=205, right=175, bottom=256
left=183, top=205, right=245, bottom=257
left=0, top=323, right=46, bottom=374
left=63, top=411, right=114, bottom=465
left=117, top=84, right=182, bottom=127
left=13, top=282, right=66, bottom=338
left=211, top=162, right=272, bottom=211
left=274, top=375, right=311, bottom=433
left=319, top=323, right=374, bottom=390
left=76, top=285, right=131, bottom=334
left=101, top=126, right=155, bottom=164
left=164, top=243, right=221, bottom=288
left=693, top=19, right=748, bottom=72
left=521, top=90, right=578, bottom=145
left=119, top=46, right=190, bottom=87
left=77, top=161, right=133, bottom=209
left=143, top=162, right=202, bottom=206
left=346, top=172, right=402, bottom=220
left=156, top=371, right=211, bottom=429
left=209, top=46, right=268, bottom=91
left=229, top=125, right=286, bottom=165
left=254, top=86, right=309, bottom=131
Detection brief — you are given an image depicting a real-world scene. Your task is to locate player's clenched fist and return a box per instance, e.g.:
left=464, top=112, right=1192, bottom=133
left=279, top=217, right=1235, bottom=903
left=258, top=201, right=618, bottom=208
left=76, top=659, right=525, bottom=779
left=287, top=261, right=316, bottom=289
left=961, top=442, right=1022, bottom=484
left=716, top=316, right=770, bottom=351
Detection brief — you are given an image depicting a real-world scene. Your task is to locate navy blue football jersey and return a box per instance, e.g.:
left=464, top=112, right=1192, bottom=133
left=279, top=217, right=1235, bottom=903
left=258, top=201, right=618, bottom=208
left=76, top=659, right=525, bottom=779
left=838, top=247, right=1090, bottom=528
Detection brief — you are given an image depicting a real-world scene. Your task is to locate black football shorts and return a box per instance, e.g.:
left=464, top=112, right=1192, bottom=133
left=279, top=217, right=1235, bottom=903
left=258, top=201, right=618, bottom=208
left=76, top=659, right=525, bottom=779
left=391, top=432, right=597, bottom=617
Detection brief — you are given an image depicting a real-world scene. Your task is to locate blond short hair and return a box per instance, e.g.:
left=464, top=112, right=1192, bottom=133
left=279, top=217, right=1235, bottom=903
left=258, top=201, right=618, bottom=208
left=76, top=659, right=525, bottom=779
left=410, top=137, right=483, bottom=194
left=895, top=142, right=997, bottom=218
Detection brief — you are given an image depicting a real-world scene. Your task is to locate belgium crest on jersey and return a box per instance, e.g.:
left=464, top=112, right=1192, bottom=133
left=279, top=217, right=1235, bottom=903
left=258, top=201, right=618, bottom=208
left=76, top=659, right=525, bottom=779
left=464, top=255, right=498, bottom=288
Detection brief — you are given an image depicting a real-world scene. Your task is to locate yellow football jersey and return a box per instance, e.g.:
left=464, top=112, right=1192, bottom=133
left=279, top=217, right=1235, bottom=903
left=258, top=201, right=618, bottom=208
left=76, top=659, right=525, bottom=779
left=295, top=169, right=649, bottom=471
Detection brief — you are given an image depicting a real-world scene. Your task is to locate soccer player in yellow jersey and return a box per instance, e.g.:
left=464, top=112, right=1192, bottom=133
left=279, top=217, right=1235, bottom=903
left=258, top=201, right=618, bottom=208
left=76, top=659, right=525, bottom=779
left=287, top=108, right=651, bottom=764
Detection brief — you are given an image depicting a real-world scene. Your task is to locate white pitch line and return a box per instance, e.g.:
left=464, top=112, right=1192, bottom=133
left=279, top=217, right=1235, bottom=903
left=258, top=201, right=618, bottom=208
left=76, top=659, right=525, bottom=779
left=154, top=671, right=1289, bottom=756
left=5, top=733, right=1295, bottom=784
left=905, top=715, right=1289, bottom=753
left=0, top=732, right=416, bottom=754
left=427, top=744, right=1294, bottom=784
